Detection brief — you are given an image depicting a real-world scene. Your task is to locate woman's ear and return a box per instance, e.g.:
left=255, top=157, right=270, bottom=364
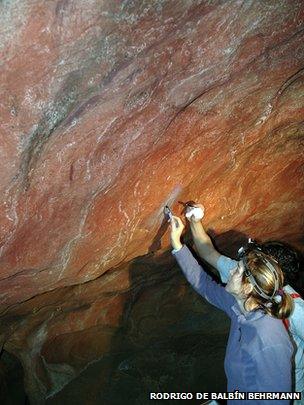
left=243, top=281, right=254, bottom=296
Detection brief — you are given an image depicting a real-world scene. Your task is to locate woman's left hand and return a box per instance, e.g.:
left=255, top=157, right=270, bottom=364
left=185, top=203, right=205, bottom=223
left=170, top=216, right=185, bottom=250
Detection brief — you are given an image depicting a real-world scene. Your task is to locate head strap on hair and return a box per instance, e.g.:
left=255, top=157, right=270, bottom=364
left=238, top=238, right=280, bottom=300
left=272, top=288, right=285, bottom=304
left=276, top=288, right=284, bottom=296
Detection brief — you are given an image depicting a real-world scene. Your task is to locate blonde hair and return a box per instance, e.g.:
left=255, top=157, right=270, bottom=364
left=242, top=251, right=293, bottom=319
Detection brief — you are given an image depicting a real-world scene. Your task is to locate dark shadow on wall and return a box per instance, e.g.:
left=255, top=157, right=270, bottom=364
left=0, top=350, right=29, bottom=405
left=148, top=217, right=169, bottom=254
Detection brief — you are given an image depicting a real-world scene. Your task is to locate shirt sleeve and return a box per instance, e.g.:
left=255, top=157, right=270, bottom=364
left=216, top=255, right=238, bottom=283
left=173, top=245, right=235, bottom=318
left=290, top=296, right=304, bottom=343
left=172, top=246, right=183, bottom=254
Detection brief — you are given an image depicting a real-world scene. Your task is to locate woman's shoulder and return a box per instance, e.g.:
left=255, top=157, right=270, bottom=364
left=284, top=284, right=304, bottom=331
left=251, top=313, right=292, bottom=348
left=289, top=298, right=304, bottom=337
left=255, top=311, right=285, bottom=328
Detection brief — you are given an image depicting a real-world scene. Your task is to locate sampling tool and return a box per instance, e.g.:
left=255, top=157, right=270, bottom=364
left=164, top=205, right=179, bottom=227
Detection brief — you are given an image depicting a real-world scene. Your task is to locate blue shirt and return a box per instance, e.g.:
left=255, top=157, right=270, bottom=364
left=217, top=255, right=304, bottom=402
left=173, top=246, right=293, bottom=404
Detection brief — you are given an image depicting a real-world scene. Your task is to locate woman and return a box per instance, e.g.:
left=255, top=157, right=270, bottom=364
left=186, top=204, right=303, bottom=402
left=170, top=214, right=294, bottom=404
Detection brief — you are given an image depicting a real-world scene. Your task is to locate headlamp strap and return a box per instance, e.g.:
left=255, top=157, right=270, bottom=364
left=243, top=252, right=279, bottom=300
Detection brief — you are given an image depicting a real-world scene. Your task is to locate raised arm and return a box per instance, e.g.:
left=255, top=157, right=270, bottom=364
left=187, top=205, right=238, bottom=283
left=189, top=219, right=221, bottom=268
left=170, top=216, right=235, bottom=317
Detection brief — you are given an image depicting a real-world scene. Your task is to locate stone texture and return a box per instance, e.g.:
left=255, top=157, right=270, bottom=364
left=0, top=0, right=303, bottom=403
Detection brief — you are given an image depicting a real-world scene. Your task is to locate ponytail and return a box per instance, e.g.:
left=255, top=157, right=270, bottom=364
left=263, top=291, right=294, bottom=319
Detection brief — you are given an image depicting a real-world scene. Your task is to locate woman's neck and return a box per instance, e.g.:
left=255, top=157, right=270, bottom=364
left=235, top=297, right=248, bottom=314
left=235, top=296, right=260, bottom=314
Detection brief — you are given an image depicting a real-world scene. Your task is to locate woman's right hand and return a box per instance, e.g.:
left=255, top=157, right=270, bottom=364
left=170, top=216, right=185, bottom=250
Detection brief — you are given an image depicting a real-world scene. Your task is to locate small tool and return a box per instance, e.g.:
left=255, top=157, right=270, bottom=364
left=164, top=205, right=179, bottom=227
left=178, top=200, right=196, bottom=208
left=164, top=205, right=173, bottom=221
left=185, top=202, right=196, bottom=208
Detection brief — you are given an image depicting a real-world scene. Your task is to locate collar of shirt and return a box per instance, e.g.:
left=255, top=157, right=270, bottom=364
left=284, top=284, right=298, bottom=295
left=231, top=303, right=265, bottom=323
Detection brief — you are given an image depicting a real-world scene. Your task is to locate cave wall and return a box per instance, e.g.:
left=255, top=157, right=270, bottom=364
left=0, top=0, right=303, bottom=403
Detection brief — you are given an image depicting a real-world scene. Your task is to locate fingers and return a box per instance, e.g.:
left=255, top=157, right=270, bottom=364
left=185, top=205, right=192, bottom=213
left=185, top=204, right=205, bottom=222
left=170, top=215, right=177, bottom=227
left=185, top=206, right=196, bottom=221
left=171, top=215, right=184, bottom=229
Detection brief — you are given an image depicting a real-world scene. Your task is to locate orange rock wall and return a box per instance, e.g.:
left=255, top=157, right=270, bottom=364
left=0, top=0, right=303, bottom=402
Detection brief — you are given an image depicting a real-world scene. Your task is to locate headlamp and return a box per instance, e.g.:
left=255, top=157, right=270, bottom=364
left=237, top=238, right=279, bottom=300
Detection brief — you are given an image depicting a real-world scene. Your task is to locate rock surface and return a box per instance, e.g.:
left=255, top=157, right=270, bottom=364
left=0, top=0, right=303, bottom=403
